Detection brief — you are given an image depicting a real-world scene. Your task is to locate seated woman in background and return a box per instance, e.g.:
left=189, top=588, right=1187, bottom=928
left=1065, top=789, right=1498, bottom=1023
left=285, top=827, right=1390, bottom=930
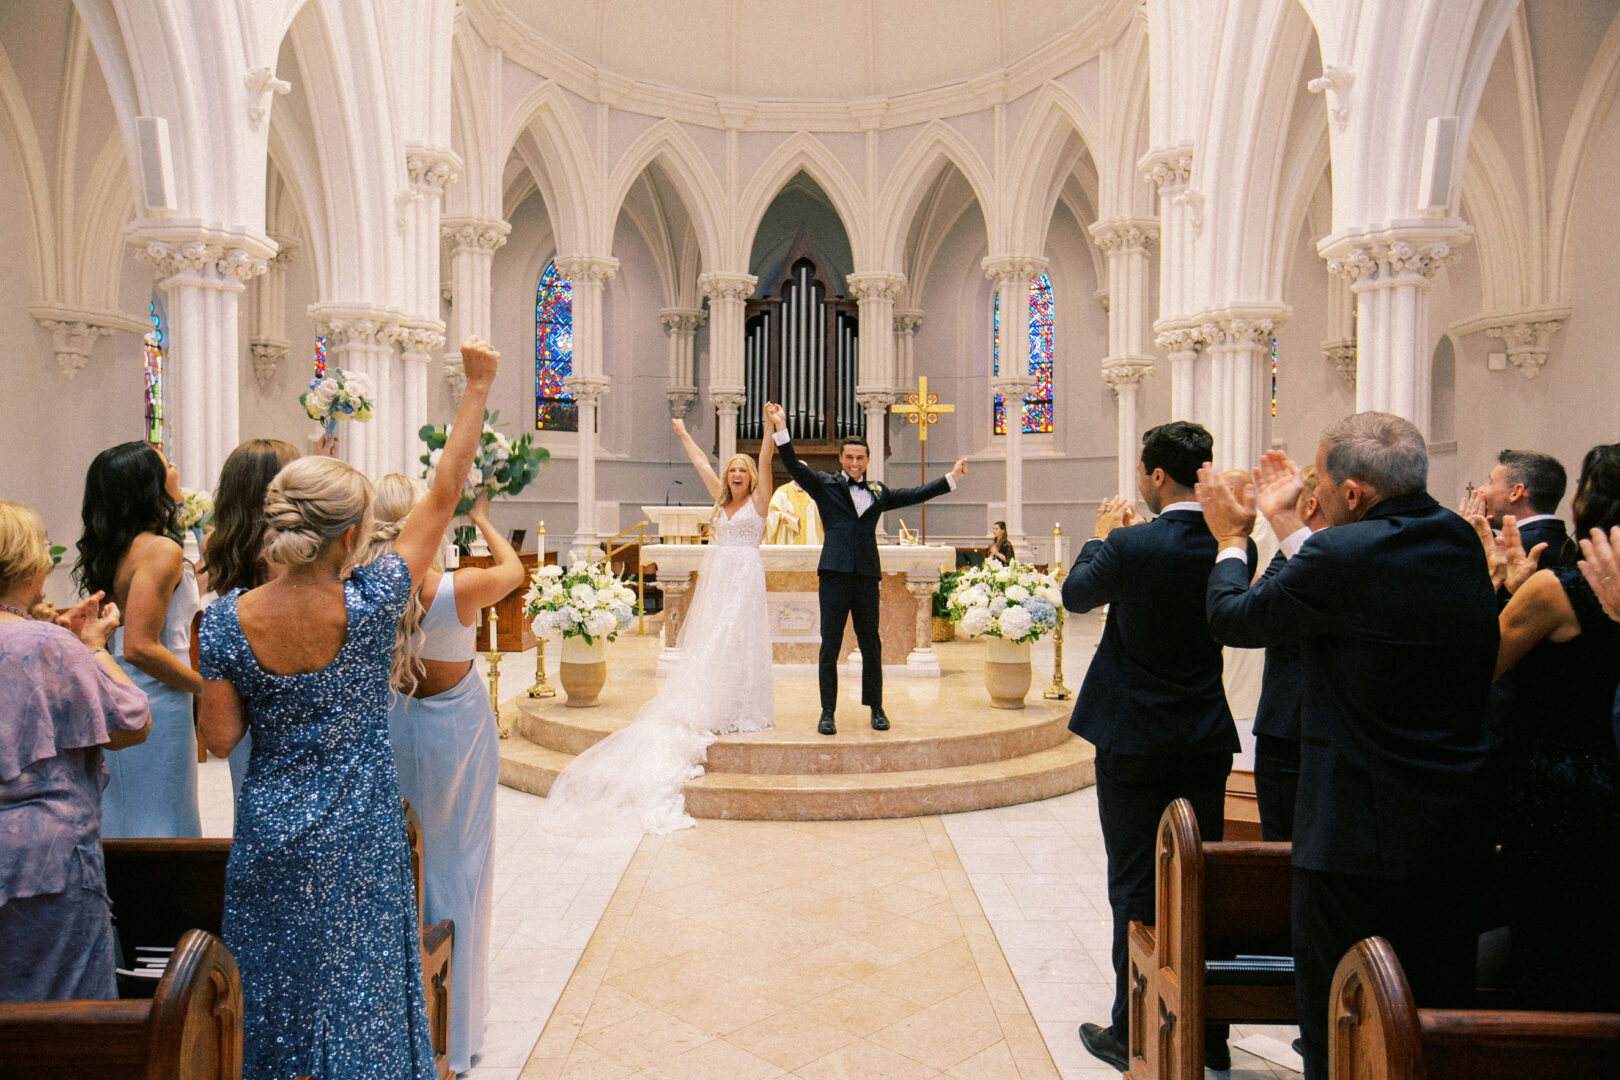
left=986, top=520, right=1016, bottom=564
left=361, top=481, right=525, bottom=1076
left=203, top=437, right=301, bottom=797
left=1494, top=442, right=1620, bottom=1010
left=0, top=500, right=149, bottom=1000
left=74, top=441, right=202, bottom=837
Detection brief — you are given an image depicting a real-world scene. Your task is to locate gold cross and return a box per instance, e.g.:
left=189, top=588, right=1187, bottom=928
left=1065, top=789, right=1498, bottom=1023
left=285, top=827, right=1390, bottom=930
left=890, top=376, right=954, bottom=443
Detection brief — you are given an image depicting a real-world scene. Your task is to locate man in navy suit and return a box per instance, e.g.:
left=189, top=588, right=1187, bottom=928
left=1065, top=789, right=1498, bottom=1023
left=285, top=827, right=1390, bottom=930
left=1197, top=413, right=1499, bottom=1080
left=1063, top=420, right=1246, bottom=1073
left=765, top=402, right=966, bottom=735
left=1471, top=448, right=1576, bottom=570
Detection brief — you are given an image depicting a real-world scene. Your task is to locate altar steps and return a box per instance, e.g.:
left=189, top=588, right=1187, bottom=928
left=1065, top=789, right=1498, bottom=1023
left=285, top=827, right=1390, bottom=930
left=499, top=695, right=1095, bottom=821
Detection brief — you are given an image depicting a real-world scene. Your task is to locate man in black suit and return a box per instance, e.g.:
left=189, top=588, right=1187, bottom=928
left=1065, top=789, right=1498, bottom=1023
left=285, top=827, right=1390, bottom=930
left=1471, top=448, right=1576, bottom=569
left=1063, top=421, right=1246, bottom=1073
left=1197, top=412, right=1499, bottom=1080
left=765, top=402, right=966, bottom=735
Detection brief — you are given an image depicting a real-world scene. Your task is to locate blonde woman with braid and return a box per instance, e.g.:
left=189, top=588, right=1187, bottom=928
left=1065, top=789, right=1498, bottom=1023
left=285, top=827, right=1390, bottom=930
left=196, top=338, right=499, bottom=1080
left=362, top=478, right=524, bottom=1075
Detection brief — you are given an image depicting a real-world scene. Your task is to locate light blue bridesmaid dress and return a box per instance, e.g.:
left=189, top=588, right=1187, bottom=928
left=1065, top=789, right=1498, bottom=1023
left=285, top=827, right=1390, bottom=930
left=387, top=570, right=499, bottom=1074
left=103, top=559, right=202, bottom=838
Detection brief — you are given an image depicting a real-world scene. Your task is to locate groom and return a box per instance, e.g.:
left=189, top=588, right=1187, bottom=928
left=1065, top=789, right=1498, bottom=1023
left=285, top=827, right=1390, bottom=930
left=765, top=402, right=968, bottom=735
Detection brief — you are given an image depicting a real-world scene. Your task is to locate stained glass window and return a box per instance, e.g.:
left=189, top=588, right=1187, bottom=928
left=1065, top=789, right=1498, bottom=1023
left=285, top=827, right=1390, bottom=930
left=535, top=262, right=577, bottom=431
left=143, top=292, right=166, bottom=449
left=1270, top=336, right=1279, bottom=417
left=992, top=273, right=1055, bottom=435
left=314, top=334, right=327, bottom=378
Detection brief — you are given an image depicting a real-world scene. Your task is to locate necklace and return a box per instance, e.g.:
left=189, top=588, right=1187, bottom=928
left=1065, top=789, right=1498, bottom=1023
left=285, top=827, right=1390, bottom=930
left=272, top=575, right=342, bottom=589
left=0, top=601, right=30, bottom=619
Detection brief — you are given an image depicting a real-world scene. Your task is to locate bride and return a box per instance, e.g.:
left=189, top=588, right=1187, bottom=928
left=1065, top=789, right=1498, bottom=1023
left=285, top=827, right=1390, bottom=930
left=536, top=410, right=775, bottom=835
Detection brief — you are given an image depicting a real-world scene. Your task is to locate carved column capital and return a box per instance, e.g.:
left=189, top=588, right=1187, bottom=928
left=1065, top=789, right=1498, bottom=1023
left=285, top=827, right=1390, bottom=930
left=845, top=272, right=907, bottom=303
left=1101, top=360, right=1155, bottom=394
left=405, top=145, right=462, bottom=196
left=1319, top=225, right=1471, bottom=286
left=1205, top=314, right=1281, bottom=346
left=566, top=374, right=612, bottom=405
left=1088, top=219, right=1160, bottom=254
left=981, top=255, right=1049, bottom=285
left=137, top=238, right=269, bottom=288
left=1486, top=318, right=1566, bottom=380
left=309, top=304, right=405, bottom=346
left=268, top=236, right=298, bottom=266
left=397, top=323, right=447, bottom=361
left=249, top=340, right=289, bottom=388
left=1322, top=339, right=1357, bottom=388
left=893, top=309, right=924, bottom=335
left=698, top=271, right=757, bottom=303
left=854, top=386, right=895, bottom=409
left=1154, top=325, right=1204, bottom=355
left=440, top=217, right=510, bottom=253
left=708, top=388, right=747, bottom=412
left=1137, top=145, right=1194, bottom=193
left=33, top=314, right=120, bottom=379
left=659, top=307, right=706, bottom=334
left=666, top=388, right=698, bottom=416
left=554, top=254, right=620, bottom=284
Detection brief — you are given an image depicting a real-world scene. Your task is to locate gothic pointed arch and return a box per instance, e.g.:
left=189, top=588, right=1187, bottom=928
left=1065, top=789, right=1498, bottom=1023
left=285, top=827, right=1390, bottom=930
left=736, top=132, right=867, bottom=271
left=1004, top=82, right=1103, bottom=256
left=502, top=82, right=595, bottom=257
left=603, top=119, right=723, bottom=270
left=875, top=121, right=995, bottom=274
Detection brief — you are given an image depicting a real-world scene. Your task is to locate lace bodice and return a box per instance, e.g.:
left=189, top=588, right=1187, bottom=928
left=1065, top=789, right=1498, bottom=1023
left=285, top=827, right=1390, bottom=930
left=712, top=501, right=765, bottom=547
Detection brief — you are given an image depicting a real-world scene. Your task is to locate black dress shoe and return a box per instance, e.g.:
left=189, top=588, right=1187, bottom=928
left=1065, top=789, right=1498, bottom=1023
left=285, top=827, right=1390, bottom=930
left=1078, top=1022, right=1127, bottom=1071
left=818, top=710, right=837, bottom=736
left=870, top=706, right=890, bottom=731
left=1206, top=1039, right=1230, bottom=1071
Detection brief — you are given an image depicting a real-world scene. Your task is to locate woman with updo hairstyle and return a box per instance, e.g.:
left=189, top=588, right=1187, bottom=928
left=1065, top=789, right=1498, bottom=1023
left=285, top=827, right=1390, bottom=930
left=1494, top=441, right=1620, bottom=1010
left=73, top=440, right=203, bottom=837
left=360, top=477, right=524, bottom=1075
left=0, top=500, right=150, bottom=1000
left=197, top=338, right=501, bottom=1079
left=205, top=438, right=301, bottom=796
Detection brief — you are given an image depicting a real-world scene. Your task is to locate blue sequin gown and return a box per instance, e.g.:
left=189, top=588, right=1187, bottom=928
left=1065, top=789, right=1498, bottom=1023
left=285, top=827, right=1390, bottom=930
left=198, top=554, right=435, bottom=1080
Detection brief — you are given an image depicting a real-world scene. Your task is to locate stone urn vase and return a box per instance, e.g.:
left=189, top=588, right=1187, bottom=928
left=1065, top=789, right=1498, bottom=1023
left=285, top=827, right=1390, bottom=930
left=559, top=635, right=607, bottom=707
left=983, top=636, right=1032, bottom=709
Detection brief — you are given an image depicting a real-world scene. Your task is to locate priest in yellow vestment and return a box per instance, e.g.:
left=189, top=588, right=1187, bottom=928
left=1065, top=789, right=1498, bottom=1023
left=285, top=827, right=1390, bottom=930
left=765, top=480, right=824, bottom=544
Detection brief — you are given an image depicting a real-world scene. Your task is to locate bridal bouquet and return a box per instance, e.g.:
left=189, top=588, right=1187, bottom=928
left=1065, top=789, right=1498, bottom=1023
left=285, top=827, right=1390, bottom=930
left=946, top=559, right=1064, bottom=644
left=523, top=557, right=639, bottom=644
left=301, top=368, right=375, bottom=435
left=175, top=489, right=214, bottom=533
left=419, top=410, right=550, bottom=516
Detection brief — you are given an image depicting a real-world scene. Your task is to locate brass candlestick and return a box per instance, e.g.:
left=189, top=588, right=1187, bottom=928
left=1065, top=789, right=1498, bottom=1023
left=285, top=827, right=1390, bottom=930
left=1043, top=522, right=1073, bottom=700
left=527, top=520, right=556, bottom=700
left=484, top=605, right=507, bottom=737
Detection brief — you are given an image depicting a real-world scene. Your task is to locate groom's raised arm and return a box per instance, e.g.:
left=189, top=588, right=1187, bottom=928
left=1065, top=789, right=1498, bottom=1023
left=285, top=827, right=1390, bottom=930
left=768, top=404, right=823, bottom=497
left=879, top=456, right=965, bottom=512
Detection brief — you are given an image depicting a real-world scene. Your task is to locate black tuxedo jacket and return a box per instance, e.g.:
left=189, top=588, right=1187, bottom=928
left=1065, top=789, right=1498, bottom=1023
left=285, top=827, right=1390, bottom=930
left=1252, top=551, right=1303, bottom=741
left=778, top=437, right=950, bottom=578
left=1205, top=492, right=1499, bottom=879
left=1062, top=509, right=1247, bottom=758
left=1516, top=515, right=1578, bottom=571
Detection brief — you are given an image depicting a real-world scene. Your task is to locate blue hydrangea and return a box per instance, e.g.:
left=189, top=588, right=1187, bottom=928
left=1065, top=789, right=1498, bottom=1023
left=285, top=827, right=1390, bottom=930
left=1022, top=596, right=1058, bottom=633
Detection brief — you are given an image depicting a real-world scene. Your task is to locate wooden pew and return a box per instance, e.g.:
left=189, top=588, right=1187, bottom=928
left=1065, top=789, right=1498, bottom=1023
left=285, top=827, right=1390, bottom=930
left=1329, top=936, right=1620, bottom=1079
left=0, top=928, right=242, bottom=1079
left=101, top=802, right=455, bottom=1080
left=1126, top=797, right=1295, bottom=1080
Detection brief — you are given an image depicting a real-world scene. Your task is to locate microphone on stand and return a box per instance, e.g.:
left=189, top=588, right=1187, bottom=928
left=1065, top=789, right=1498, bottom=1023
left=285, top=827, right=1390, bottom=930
left=665, top=479, right=682, bottom=505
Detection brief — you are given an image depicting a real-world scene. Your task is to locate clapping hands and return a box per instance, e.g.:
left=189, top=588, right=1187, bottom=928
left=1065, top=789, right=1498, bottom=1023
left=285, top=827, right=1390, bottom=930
left=1093, top=496, right=1139, bottom=539
left=1194, top=463, right=1256, bottom=547
left=1578, top=526, right=1620, bottom=623
left=1469, top=513, right=1545, bottom=594
left=55, top=591, right=121, bottom=652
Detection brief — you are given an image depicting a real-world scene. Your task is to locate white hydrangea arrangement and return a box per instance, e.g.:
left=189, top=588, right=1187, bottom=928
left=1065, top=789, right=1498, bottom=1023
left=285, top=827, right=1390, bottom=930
left=523, top=557, right=639, bottom=645
left=946, top=559, right=1064, bottom=644
left=175, top=489, right=214, bottom=532
left=301, top=368, right=375, bottom=434
left=419, top=410, right=549, bottom=516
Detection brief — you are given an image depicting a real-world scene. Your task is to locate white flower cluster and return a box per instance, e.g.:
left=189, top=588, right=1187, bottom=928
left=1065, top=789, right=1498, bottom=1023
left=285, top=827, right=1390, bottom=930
left=420, top=413, right=547, bottom=517
left=175, top=489, right=214, bottom=532
left=523, top=557, right=638, bottom=644
left=301, top=368, right=375, bottom=424
left=946, top=559, right=1064, bottom=644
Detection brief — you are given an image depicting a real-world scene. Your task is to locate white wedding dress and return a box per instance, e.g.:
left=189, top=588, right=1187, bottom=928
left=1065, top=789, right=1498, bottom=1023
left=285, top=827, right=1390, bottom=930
left=536, top=500, right=773, bottom=835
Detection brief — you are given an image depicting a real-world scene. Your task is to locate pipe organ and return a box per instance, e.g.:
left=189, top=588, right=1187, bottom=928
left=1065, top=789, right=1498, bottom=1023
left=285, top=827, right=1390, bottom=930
left=739, top=258, right=861, bottom=442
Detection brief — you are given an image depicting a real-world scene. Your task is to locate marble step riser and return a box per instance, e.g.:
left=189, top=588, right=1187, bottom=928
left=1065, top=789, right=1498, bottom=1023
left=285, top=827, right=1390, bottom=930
left=497, top=750, right=1094, bottom=820
left=514, top=709, right=1076, bottom=775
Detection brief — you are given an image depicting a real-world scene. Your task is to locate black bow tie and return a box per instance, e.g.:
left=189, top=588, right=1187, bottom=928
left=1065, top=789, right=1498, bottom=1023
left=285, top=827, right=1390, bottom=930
left=846, top=477, right=870, bottom=491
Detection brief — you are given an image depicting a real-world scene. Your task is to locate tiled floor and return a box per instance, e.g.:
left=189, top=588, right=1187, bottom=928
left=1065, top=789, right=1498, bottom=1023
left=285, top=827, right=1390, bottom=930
left=195, top=611, right=1301, bottom=1080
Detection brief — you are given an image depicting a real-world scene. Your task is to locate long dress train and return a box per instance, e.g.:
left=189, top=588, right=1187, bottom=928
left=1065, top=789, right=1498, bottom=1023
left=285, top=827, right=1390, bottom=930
left=537, top=500, right=772, bottom=835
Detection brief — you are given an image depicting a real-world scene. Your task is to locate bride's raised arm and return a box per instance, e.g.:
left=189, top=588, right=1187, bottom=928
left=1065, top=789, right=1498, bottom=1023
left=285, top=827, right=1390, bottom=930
left=752, top=407, right=776, bottom=516
left=671, top=418, right=723, bottom=500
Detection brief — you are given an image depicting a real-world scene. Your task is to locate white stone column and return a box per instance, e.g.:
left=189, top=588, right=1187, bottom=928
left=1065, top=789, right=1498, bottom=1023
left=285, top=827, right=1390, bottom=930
left=1141, top=148, right=1198, bottom=422
left=136, top=233, right=271, bottom=489
left=440, top=218, right=509, bottom=401
left=397, top=324, right=446, bottom=471
left=846, top=272, right=906, bottom=484
left=1199, top=314, right=1282, bottom=471
left=893, top=309, right=923, bottom=391
left=1155, top=325, right=1203, bottom=422
left=982, top=256, right=1047, bottom=550
left=1090, top=220, right=1159, bottom=497
left=660, top=307, right=705, bottom=417
left=905, top=575, right=941, bottom=676
left=654, top=570, right=692, bottom=673
left=247, top=239, right=296, bottom=389
left=309, top=306, right=401, bottom=480
left=698, top=271, right=757, bottom=462
left=554, top=255, right=619, bottom=554
left=1322, top=272, right=1357, bottom=390
left=1320, top=227, right=1466, bottom=433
